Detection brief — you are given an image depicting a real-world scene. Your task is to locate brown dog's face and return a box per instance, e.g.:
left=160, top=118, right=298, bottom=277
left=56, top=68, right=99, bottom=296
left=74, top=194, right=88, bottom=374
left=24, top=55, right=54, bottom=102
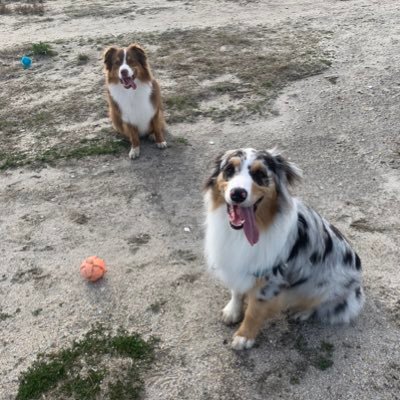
left=103, top=44, right=150, bottom=88
left=205, top=148, right=302, bottom=245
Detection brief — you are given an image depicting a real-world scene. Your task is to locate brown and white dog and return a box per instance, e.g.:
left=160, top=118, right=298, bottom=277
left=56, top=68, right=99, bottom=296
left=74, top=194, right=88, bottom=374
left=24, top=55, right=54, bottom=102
left=104, top=43, right=167, bottom=159
left=204, top=148, right=364, bottom=350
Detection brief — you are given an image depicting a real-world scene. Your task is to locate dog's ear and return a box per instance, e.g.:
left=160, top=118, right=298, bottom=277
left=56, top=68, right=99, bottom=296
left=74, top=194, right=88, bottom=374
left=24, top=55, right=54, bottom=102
left=271, top=150, right=302, bottom=186
left=204, top=152, right=225, bottom=190
left=128, top=43, right=147, bottom=68
left=262, top=148, right=302, bottom=186
left=104, top=47, right=117, bottom=71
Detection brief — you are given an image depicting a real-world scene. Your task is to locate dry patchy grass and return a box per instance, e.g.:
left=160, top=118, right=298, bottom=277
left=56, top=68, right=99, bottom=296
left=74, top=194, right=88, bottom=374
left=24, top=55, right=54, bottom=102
left=0, top=24, right=332, bottom=170
left=63, top=2, right=134, bottom=19
left=0, top=4, right=12, bottom=14
left=123, top=26, right=331, bottom=123
left=0, top=0, right=45, bottom=15
left=14, top=3, right=44, bottom=15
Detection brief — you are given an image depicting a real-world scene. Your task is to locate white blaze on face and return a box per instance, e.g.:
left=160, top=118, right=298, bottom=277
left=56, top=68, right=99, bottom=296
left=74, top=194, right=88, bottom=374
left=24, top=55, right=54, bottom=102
left=224, top=149, right=258, bottom=207
left=118, top=49, right=134, bottom=80
left=222, top=149, right=261, bottom=246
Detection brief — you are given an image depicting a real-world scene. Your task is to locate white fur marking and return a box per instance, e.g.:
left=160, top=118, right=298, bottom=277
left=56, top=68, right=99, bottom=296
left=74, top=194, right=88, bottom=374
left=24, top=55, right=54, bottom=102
left=118, top=49, right=134, bottom=80
left=108, top=80, right=155, bottom=135
left=222, top=291, right=243, bottom=325
left=156, top=141, right=167, bottom=149
left=204, top=189, right=297, bottom=294
left=231, top=335, right=255, bottom=350
left=225, top=158, right=255, bottom=207
left=129, top=146, right=140, bottom=159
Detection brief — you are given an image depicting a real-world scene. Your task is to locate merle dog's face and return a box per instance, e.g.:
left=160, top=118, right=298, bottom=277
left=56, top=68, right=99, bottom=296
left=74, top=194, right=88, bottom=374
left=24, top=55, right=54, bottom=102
left=218, top=149, right=270, bottom=208
left=205, top=148, right=301, bottom=245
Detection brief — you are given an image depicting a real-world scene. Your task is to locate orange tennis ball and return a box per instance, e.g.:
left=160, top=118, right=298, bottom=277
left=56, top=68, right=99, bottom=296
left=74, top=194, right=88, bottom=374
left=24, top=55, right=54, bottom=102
left=80, top=256, right=106, bottom=282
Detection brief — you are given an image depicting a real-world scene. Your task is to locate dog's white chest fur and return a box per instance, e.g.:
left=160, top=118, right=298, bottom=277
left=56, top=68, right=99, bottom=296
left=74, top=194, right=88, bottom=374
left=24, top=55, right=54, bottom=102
left=204, top=195, right=298, bottom=294
left=108, top=80, right=155, bottom=135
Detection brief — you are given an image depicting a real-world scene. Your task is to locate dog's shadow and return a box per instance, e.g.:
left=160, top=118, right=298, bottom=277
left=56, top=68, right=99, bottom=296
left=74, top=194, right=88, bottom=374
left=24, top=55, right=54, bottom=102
left=111, top=128, right=204, bottom=234
left=227, top=297, right=394, bottom=394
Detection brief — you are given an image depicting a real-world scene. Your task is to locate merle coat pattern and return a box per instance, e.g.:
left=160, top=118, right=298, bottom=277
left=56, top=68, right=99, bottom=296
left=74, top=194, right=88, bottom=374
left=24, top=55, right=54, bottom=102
left=255, top=200, right=364, bottom=324
left=204, top=148, right=364, bottom=349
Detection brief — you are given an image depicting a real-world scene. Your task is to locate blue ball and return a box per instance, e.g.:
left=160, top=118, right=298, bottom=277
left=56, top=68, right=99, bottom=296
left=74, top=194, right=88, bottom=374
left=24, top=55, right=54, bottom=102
left=21, top=55, right=32, bottom=69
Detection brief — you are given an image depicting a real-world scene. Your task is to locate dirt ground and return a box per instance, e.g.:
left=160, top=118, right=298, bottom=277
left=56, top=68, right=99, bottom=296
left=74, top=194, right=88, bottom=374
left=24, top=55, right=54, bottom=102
left=1, top=0, right=400, bottom=399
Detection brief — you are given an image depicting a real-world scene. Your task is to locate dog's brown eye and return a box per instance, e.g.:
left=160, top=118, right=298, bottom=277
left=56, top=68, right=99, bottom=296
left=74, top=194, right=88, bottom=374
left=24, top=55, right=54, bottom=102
left=251, top=169, right=268, bottom=186
left=224, top=164, right=235, bottom=179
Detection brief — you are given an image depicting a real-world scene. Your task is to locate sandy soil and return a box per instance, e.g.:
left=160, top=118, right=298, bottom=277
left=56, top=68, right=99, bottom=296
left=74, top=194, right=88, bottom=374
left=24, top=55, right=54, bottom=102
left=1, top=0, right=400, bottom=399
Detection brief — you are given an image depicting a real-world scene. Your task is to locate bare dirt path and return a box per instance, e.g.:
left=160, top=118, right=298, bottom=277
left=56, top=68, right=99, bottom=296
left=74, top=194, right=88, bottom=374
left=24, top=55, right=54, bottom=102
left=1, top=1, right=400, bottom=399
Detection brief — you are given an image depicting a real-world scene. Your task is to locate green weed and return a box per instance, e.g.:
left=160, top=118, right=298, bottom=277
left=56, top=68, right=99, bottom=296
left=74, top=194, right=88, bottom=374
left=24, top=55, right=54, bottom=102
left=17, top=325, right=156, bottom=400
left=77, top=53, right=89, bottom=65
left=31, top=42, right=54, bottom=56
left=0, top=312, right=12, bottom=321
left=294, top=336, right=335, bottom=372
left=31, top=308, right=42, bottom=317
left=174, top=136, right=190, bottom=145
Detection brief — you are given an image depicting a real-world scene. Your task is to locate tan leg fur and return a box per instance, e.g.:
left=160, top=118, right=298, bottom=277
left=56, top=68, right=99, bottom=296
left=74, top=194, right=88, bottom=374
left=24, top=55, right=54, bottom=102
left=231, top=286, right=322, bottom=350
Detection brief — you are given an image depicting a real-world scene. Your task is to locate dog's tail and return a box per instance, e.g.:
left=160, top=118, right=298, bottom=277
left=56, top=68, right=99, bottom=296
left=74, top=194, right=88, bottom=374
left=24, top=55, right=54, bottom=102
left=314, top=286, right=365, bottom=324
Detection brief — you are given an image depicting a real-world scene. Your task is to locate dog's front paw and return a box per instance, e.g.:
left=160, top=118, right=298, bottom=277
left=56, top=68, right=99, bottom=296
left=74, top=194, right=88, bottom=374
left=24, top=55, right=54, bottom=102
left=231, top=335, right=255, bottom=351
left=156, top=141, right=167, bottom=149
left=129, top=146, right=140, bottom=159
left=222, top=301, right=242, bottom=325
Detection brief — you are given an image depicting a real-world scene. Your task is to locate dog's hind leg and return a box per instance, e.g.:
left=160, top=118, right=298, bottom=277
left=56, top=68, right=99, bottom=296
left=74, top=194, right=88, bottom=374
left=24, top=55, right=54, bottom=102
left=232, top=293, right=284, bottom=350
left=314, top=286, right=365, bottom=324
left=150, top=110, right=167, bottom=149
left=222, top=291, right=244, bottom=325
left=149, top=80, right=167, bottom=148
left=286, top=295, right=323, bottom=322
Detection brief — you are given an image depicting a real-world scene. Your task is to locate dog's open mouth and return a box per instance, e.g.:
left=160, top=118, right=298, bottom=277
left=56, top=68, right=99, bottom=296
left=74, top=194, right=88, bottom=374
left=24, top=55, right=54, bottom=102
left=120, top=76, right=137, bottom=90
left=227, top=198, right=262, bottom=246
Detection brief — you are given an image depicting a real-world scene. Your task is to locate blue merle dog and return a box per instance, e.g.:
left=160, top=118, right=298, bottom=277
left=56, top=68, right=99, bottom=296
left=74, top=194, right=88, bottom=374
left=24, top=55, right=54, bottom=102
left=204, top=148, right=364, bottom=350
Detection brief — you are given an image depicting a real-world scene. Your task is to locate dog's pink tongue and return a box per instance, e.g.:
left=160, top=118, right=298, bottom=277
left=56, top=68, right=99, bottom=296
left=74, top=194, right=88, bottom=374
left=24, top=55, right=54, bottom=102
left=122, top=77, right=137, bottom=89
left=238, top=206, right=259, bottom=246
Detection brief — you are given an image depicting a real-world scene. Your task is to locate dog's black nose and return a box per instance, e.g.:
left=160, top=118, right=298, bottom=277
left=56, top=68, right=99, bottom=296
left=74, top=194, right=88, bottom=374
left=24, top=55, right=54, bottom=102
left=120, top=68, right=129, bottom=77
left=230, top=188, right=247, bottom=203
